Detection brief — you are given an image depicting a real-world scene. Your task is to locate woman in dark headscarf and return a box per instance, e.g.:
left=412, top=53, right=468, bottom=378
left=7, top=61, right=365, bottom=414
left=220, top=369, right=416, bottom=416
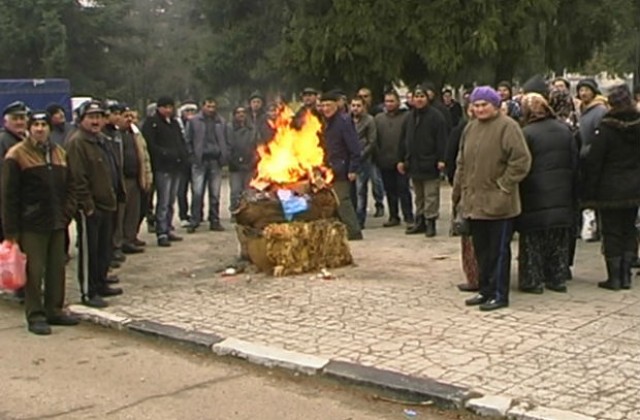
left=582, top=85, right=640, bottom=290
left=516, top=93, right=578, bottom=293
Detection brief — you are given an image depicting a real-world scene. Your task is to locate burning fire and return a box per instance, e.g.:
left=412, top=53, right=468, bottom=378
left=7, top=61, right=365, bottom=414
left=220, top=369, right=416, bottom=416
left=250, top=106, right=333, bottom=191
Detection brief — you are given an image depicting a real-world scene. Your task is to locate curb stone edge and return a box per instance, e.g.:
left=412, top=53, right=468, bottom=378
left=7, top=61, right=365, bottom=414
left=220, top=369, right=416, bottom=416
left=0, top=293, right=597, bottom=420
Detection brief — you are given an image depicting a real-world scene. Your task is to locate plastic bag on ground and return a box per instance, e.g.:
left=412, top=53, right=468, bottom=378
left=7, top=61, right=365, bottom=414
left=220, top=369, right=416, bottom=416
left=0, top=241, right=27, bottom=291
left=581, top=209, right=597, bottom=241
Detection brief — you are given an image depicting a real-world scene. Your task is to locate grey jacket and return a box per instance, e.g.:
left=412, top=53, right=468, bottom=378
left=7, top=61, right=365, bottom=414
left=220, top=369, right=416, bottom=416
left=374, top=109, right=408, bottom=169
left=579, top=100, right=608, bottom=155
left=51, top=122, right=75, bottom=148
left=185, top=112, right=228, bottom=165
left=353, top=113, right=377, bottom=161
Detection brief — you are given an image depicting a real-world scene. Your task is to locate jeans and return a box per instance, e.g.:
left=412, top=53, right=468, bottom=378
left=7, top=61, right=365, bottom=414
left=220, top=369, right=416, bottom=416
left=177, top=165, right=191, bottom=221
left=380, top=168, right=413, bottom=222
left=190, top=160, right=223, bottom=226
left=154, top=171, right=180, bottom=238
left=356, top=160, right=375, bottom=227
left=371, top=164, right=385, bottom=209
left=229, top=170, right=252, bottom=213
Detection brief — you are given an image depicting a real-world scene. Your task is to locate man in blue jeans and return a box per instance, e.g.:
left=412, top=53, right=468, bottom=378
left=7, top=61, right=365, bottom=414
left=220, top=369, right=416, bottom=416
left=142, top=96, right=188, bottom=247
left=185, top=98, right=228, bottom=233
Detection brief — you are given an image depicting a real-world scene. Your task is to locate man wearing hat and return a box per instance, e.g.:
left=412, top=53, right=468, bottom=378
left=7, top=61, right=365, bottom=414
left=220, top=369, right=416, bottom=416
left=398, top=85, right=448, bottom=237
left=67, top=100, right=124, bottom=308
left=2, top=111, right=78, bottom=334
left=142, top=96, right=188, bottom=247
left=293, top=87, right=321, bottom=129
left=46, top=103, right=74, bottom=148
left=0, top=101, right=29, bottom=242
left=319, top=91, right=363, bottom=240
left=577, top=78, right=608, bottom=154
left=248, top=91, right=265, bottom=128
left=452, top=86, right=531, bottom=311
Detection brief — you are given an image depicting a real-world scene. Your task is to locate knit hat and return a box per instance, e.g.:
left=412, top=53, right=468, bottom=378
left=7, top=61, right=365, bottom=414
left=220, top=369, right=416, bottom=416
left=607, top=84, right=634, bottom=111
left=27, top=110, right=51, bottom=128
left=522, top=75, right=549, bottom=98
left=156, top=96, right=175, bottom=108
left=576, top=79, right=600, bottom=96
left=249, top=91, right=264, bottom=101
left=470, top=86, right=501, bottom=108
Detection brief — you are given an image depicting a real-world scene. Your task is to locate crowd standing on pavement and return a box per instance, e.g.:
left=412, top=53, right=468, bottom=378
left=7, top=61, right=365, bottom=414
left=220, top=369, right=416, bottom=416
left=0, top=75, right=639, bottom=335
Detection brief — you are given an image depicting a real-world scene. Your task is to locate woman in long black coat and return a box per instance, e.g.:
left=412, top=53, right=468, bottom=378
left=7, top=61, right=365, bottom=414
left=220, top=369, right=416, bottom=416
left=582, top=85, right=640, bottom=290
left=516, top=93, right=578, bottom=293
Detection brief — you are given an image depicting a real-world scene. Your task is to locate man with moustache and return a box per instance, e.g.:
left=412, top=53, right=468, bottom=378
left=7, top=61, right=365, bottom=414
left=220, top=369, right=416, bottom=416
left=67, top=101, right=123, bottom=308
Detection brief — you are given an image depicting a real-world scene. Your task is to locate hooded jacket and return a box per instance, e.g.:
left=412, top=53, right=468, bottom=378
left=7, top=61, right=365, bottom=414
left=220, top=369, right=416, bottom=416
left=582, top=109, right=640, bottom=208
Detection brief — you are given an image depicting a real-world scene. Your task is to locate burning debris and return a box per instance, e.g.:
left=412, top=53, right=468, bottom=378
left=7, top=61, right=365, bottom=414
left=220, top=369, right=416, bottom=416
left=234, top=106, right=353, bottom=276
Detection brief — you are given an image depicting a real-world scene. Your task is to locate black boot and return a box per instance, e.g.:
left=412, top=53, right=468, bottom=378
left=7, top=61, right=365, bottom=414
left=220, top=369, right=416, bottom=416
left=622, top=253, right=634, bottom=290
left=599, top=257, right=622, bottom=291
left=405, top=216, right=426, bottom=235
left=425, top=219, right=436, bottom=238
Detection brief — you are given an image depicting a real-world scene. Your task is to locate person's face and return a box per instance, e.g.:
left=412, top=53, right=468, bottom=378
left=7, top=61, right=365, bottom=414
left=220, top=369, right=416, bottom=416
left=413, top=92, right=428, bottom=109
left=358, top=89, right=372, bottom=106
left=497, top=86, right=511, bottom=101
left=131, top=111, right=139, bottom=125
left=321, top=100, right=338, bottom=118
left=202, top=101, right=217, bottom=117
left=4, top=113, right=27, bottom=134
left=234, top=108, right=247, bottom=124
left=350, top=100, right=365, bottom=117
left=466, top=105, right=475, bottom=119
left=442, top=92, right=452, bottom=105
left=50, top=111, right=66, bottom=126
left=302, top=93, right=317, bottom=107
left=29, top=121, right=50, bottom=143
left=182, top=108, right=196, bottom=121
left=250, top=98, right=263, bottom=112
left=472, top=101, right=499, bottom=121
left=384, top=94, right=399, bottom=112
left=81, top=113, right=104, bottom=134
left=337, top=97, right=346, bottom=111
left=579, top=86, right=595, bottom=103
left=122, top=111, right=135, bottom=129
left=158, top=105, right=174, bottom=118
left=108, top=111, right=122, bottom=126
left=553, top=80, right=568, bottom=92
left=426, top=90, right=436, bottom=101
left=405, top=92, right=413, bottom=106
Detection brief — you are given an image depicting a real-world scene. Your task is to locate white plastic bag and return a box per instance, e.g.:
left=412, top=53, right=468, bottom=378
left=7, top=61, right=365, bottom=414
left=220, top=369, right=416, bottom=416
left=581, top=209, right=597, bottom=241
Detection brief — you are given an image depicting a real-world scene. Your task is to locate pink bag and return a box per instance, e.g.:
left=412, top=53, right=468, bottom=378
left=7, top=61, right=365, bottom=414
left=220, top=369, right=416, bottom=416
left=0, top=241, right=27, bottom=291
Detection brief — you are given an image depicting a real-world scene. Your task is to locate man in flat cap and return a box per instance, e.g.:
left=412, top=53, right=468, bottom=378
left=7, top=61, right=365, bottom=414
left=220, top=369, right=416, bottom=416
left=319, top=91, right=363, bottom=240
left=67, top=100, right=124, bottom=308
left=293, top=87, right=321, bottom=129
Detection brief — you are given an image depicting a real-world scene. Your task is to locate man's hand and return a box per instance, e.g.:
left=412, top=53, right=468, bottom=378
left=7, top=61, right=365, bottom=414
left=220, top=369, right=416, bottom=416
left=397, top=162, right=405, bottom=175
left=347, top=173, right=357, bottom=182
left=437, top=161, right=445, bottom=171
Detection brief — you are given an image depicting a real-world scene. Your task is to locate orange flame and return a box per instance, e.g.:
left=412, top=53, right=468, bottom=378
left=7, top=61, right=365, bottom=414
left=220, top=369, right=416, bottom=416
left=250, top=106, right=333, bottom=190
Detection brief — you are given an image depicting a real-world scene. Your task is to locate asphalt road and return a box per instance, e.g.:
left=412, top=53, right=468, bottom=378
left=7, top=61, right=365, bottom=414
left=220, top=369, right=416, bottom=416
left=0, top=303, right=477, bottom=420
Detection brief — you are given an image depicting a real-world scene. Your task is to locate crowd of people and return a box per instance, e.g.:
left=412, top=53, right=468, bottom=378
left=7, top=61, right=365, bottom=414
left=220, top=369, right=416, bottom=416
left=0, top=76, right=639, bottom=335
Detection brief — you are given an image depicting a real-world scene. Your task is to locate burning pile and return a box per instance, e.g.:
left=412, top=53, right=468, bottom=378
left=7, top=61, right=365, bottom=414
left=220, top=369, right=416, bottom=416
left=235, top=106, right=353, bottom=276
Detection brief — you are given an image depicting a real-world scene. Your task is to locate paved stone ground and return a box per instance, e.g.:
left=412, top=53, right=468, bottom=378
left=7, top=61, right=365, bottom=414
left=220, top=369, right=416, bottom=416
left=60, top=184, right=640, bottom=420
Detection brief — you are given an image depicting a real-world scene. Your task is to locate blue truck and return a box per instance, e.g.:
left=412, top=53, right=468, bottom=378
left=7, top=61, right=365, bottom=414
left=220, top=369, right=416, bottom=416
left=0, top=79, right=72, bottom=126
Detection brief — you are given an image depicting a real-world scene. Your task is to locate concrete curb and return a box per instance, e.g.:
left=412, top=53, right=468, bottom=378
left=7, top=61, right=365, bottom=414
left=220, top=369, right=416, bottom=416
left=0, top=293, right=595, bottom=420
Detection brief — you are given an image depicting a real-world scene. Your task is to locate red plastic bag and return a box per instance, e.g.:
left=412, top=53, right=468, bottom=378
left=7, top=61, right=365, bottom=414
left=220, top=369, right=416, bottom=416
left=0, top=241, right=27, bottom=291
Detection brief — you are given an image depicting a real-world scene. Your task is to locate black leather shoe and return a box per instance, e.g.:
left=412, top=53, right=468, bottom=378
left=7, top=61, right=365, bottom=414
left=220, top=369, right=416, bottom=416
left=405, top=223, right=426, bottom=235
left=425, top=219, right=436, bottom=238
left=457, top=283, right=479, bottom=292
left=112, top=249, right=127, bottom=262
left=465, top=294, right=489, bottom=306
left=168, top=233, right=183, bottom=242
left=105, top=275, right=120, bottom=284
left=373, top=207, right=384, bottom=218
left=122, top=243, right=144, bottom=254
left=520, top=285, right=544, bottom=294
left=383, top=218, right=401, bottom=227
left=480, top=299, right=509, bottom=311
left=545, top=283, right=567, bottom=293
left=157, top=236, right=172, bottom=247
left=109, top=260, right=122, bottom=269
left=133, top=238, right=146, bottom=247
left=98, top=286, right=123, bottom=297
left=209, top=222, right=225, bottom=232
left=348, top=232, right=364, bottom=241
left=82, top=295, right=109, bottom=308
left=47, top=314, right=79, bottom=326
left=28, top=320, right=52, bottom=335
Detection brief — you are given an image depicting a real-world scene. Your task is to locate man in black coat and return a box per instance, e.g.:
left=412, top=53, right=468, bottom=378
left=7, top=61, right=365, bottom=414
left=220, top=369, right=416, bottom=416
left=398, top=85, right=448, bottom=237
left=142, top=96, right=188, bottom=247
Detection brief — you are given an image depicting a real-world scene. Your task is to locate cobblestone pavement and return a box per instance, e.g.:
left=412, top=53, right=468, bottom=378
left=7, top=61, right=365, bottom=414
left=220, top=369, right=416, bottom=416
left=61, top=184, right=640, bottom=420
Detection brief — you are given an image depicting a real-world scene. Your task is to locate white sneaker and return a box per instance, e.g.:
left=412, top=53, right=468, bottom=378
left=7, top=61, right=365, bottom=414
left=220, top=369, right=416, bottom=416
left=180, top=219, right=190, bottom=228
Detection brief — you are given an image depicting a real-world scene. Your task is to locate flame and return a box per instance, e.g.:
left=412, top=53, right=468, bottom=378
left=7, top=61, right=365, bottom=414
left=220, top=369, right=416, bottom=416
left=251, top=106, right=333, bottom=190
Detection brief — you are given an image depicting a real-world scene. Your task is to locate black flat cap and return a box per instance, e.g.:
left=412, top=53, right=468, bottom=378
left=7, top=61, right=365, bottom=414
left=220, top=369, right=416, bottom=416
left=3, top=101, right=28, bottom=117
left=302, top=87, right=318, bottom=95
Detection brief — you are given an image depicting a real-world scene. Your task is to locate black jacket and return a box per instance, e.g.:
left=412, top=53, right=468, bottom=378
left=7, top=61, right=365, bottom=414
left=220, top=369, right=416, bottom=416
left=398, top=106, right=448, bottom=181
left=516, top=118, right=577, bottom=232
left=323, top=113, right=362, bottom=181
left=445, top=120, right=467, bottom=184
left=142, top=112, right=188, bottom=173
left=227, top=122, right=256, bottom=172
left=582, top=110, right=640, bottom=208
